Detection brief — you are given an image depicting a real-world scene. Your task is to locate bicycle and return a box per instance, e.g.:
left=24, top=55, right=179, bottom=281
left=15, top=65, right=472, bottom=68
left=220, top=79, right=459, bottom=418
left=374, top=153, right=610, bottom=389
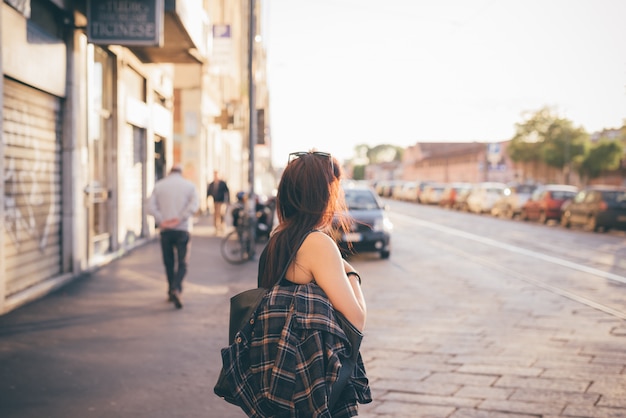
left=221, top=207, right=257, bottom=264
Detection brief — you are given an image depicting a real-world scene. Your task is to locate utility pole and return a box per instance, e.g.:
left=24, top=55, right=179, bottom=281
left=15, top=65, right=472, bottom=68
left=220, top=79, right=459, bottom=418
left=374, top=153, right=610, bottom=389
left=564, top=132, right=571, bottom=184
left=247, top=0, right=256, bottom=200
left=246, top=0, right=257, bottom=247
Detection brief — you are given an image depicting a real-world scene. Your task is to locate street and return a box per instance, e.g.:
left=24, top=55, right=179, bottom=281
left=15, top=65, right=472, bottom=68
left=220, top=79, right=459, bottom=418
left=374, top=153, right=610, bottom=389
left=358, top=200, right=626, bottom=417
left=1, top=207, right=625, bottom=417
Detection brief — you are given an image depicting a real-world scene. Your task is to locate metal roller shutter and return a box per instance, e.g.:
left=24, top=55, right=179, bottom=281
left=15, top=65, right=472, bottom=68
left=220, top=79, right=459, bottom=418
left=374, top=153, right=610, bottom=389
left=3, top=78, right=63, bottom=296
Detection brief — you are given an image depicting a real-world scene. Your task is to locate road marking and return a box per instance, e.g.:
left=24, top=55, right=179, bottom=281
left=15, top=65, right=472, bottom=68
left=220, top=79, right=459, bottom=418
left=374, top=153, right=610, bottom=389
left=395, top=213, right=626, bottom=285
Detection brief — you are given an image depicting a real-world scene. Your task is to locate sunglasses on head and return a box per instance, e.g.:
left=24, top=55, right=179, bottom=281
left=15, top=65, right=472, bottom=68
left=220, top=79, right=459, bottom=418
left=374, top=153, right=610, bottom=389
left=288, top=151, right=333, bottom=171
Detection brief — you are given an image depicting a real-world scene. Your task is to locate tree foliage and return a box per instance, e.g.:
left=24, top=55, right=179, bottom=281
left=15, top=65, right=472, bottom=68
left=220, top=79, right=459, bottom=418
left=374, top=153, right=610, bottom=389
left=348, top=144, right=403, bottom=180
left=508, top=107, right=553, bottom=163
left=504, top=106, right=626, bottom=183
left=541, top=121, right=587, bottom=169
left=579, top=140, right=623, bottom=179
left=367, top=144, right=403, bottom=163
left=352, top=164, right=366, bottom=180
left=507, top=106, right=587, bottom=170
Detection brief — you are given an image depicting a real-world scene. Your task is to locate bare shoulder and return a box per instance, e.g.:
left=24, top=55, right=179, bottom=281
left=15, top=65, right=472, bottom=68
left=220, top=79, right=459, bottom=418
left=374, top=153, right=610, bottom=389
left=285, top=231, right=339, bottom=284
left=295, top=231, right=337, bottom=260
left=301, top=230, right=336, bottom=250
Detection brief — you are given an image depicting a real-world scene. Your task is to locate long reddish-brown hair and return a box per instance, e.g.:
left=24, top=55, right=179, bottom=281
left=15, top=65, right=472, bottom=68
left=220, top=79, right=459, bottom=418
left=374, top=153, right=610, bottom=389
left=258, top=152, right=350, bottom=288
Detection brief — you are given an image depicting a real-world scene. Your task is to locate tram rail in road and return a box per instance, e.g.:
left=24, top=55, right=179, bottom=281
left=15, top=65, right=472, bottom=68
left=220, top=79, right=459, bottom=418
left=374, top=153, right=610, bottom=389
left=393, top=212, right=626, bottom=322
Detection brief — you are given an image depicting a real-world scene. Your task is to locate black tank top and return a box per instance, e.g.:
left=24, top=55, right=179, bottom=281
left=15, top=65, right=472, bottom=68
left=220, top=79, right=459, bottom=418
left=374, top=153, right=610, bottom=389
left=257, top=230, right=316, bottom=288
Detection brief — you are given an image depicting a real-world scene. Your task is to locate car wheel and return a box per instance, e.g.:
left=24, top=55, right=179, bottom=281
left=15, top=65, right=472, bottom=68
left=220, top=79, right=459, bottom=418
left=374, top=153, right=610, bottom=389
left=380, top=250, right=390, bottom=259
left=561, top=212, right=571, bottom=228
left=539, top=211, right=547, bottom=224
left=506, top=207, right=515, bottom=219
left=584, top=215, right=598, bottom=232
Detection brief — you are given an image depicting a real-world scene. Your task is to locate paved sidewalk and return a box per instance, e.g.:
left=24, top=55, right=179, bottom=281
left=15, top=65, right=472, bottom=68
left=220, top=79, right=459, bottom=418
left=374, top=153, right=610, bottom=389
left=0, top=215, right=251, bottom=418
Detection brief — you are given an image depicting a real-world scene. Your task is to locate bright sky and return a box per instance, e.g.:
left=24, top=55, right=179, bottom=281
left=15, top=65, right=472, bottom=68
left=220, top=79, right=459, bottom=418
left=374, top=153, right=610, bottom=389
left=262, top=0, right=626, bottom=167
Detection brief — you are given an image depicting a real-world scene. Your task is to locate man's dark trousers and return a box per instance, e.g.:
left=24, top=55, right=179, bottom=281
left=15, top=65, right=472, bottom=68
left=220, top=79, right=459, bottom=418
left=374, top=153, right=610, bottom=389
left=159, top=230, right=190, bottom=294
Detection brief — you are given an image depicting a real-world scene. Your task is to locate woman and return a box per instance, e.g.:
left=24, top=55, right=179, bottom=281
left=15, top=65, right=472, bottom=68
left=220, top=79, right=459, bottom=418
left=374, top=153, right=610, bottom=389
left=259, top=151, right=367, bottom=331
left=221, top=151, right=371, bottom=417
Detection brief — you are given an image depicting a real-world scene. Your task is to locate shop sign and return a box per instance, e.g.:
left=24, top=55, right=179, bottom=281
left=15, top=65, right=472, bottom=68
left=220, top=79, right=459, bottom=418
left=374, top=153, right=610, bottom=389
left=211, top=24, right=234, bottom=74
left=6, top=0, right=31, bottom=18
left=87, top=0, right=164, bottom=46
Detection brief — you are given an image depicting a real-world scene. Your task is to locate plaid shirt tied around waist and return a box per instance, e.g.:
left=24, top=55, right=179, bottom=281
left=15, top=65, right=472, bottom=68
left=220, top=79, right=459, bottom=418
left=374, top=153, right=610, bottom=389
left=218, top=283, right=372, bottom=417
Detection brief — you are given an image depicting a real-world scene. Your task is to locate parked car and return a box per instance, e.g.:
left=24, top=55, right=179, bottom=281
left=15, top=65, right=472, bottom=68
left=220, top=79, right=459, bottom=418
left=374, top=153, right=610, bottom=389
left=455, top=186, right=474, bottom=212
left=520, top=184, right=579, bottom=223
left=466, top=182, right=507, bottom=214
left=491, top=183, right=537, bottom=219
left=335, top=184, right=393, bottom=258
left=420, top=183, right=447, bottom=205
left=414, top=181, right=434, bottom=203
left=560, top=185, right=626, bottom=232
left=439, top=182, right=473, bottom=209
left=391, top=181, right=408, bottom=200
left=397, top=181, right=418, bottom=201
left=374, top=180, right=388, bottom=197
left=376, top=180, right=401, bottom=198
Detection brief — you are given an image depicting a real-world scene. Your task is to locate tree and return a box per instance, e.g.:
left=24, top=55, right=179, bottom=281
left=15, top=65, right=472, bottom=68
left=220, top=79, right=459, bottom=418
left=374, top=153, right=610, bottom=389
left=540, top=119, right=587, bottom=170
left=349, top=144, right=371, bottom=180
left=352, top=165, right=366, bottom=180
left=367, top=144, right=403, bottom=164
left=348, top=144, right=403, bottom=180
left=578, top=140, right=623, bottom=180
left=507, top=107, right=553, bottom=166
left=507, top=106, right=587, bottom=182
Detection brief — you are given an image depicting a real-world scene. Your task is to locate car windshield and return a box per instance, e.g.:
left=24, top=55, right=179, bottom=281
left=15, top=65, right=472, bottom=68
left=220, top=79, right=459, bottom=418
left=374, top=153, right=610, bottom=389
left=344, top=189, right=380, bottom=210
left=516, top=185, right=536, bottom=194
left=602, top=190, right=626, bottom=203
left=551, top=190, right=577, bottom=200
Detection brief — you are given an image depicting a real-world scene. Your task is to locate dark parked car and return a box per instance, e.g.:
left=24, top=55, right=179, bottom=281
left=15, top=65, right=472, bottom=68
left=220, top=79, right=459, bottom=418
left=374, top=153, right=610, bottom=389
left=560, top=185, right=626, bottom=232
left=335, top=185, right=393, bottom=259
left=520, top=184, right=578, bottom=223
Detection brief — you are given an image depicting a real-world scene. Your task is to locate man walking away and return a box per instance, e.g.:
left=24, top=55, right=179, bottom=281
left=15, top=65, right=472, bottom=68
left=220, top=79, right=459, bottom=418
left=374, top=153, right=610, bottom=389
left=147, top=164, right=199, bottom=309
left=207, top=170, right=230, bottom=234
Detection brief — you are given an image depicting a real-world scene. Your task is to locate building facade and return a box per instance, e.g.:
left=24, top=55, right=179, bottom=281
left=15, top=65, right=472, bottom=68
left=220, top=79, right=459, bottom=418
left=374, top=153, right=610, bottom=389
left=1, top=0, right=271, bottom=314
left=397, top=141, right=585, bottom=186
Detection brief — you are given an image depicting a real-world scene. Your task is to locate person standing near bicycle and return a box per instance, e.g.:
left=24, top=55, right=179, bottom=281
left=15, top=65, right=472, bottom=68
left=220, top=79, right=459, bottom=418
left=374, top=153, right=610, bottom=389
left=147, top=163, right=199, bottom=309
left=207, top=170, right=230, bottom=235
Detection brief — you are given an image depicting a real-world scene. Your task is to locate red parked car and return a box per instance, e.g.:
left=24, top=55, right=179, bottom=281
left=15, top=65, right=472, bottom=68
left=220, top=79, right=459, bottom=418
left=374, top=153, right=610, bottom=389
left=520, top=184, right=578, bottom=224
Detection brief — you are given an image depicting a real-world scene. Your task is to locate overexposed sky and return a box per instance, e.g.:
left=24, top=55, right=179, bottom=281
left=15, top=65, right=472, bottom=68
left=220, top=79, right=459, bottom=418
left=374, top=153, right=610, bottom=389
left=263, top=0, right=626, bottom=167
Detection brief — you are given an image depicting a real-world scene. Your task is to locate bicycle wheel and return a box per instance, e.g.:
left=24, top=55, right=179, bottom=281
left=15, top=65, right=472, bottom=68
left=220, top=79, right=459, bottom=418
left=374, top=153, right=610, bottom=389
left=221, top=230, right=248, bottom=265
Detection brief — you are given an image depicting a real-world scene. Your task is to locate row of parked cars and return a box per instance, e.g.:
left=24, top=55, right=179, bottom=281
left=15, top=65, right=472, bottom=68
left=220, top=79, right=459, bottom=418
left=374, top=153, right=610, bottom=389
left=375, top=180, right=626, bottom=233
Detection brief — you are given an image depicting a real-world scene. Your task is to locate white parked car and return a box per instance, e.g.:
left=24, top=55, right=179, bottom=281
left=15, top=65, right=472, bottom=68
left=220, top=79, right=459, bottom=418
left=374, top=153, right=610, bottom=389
left=466, top=182, right=507, bottom=214
left=421, top=183, right=447, bottom=205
